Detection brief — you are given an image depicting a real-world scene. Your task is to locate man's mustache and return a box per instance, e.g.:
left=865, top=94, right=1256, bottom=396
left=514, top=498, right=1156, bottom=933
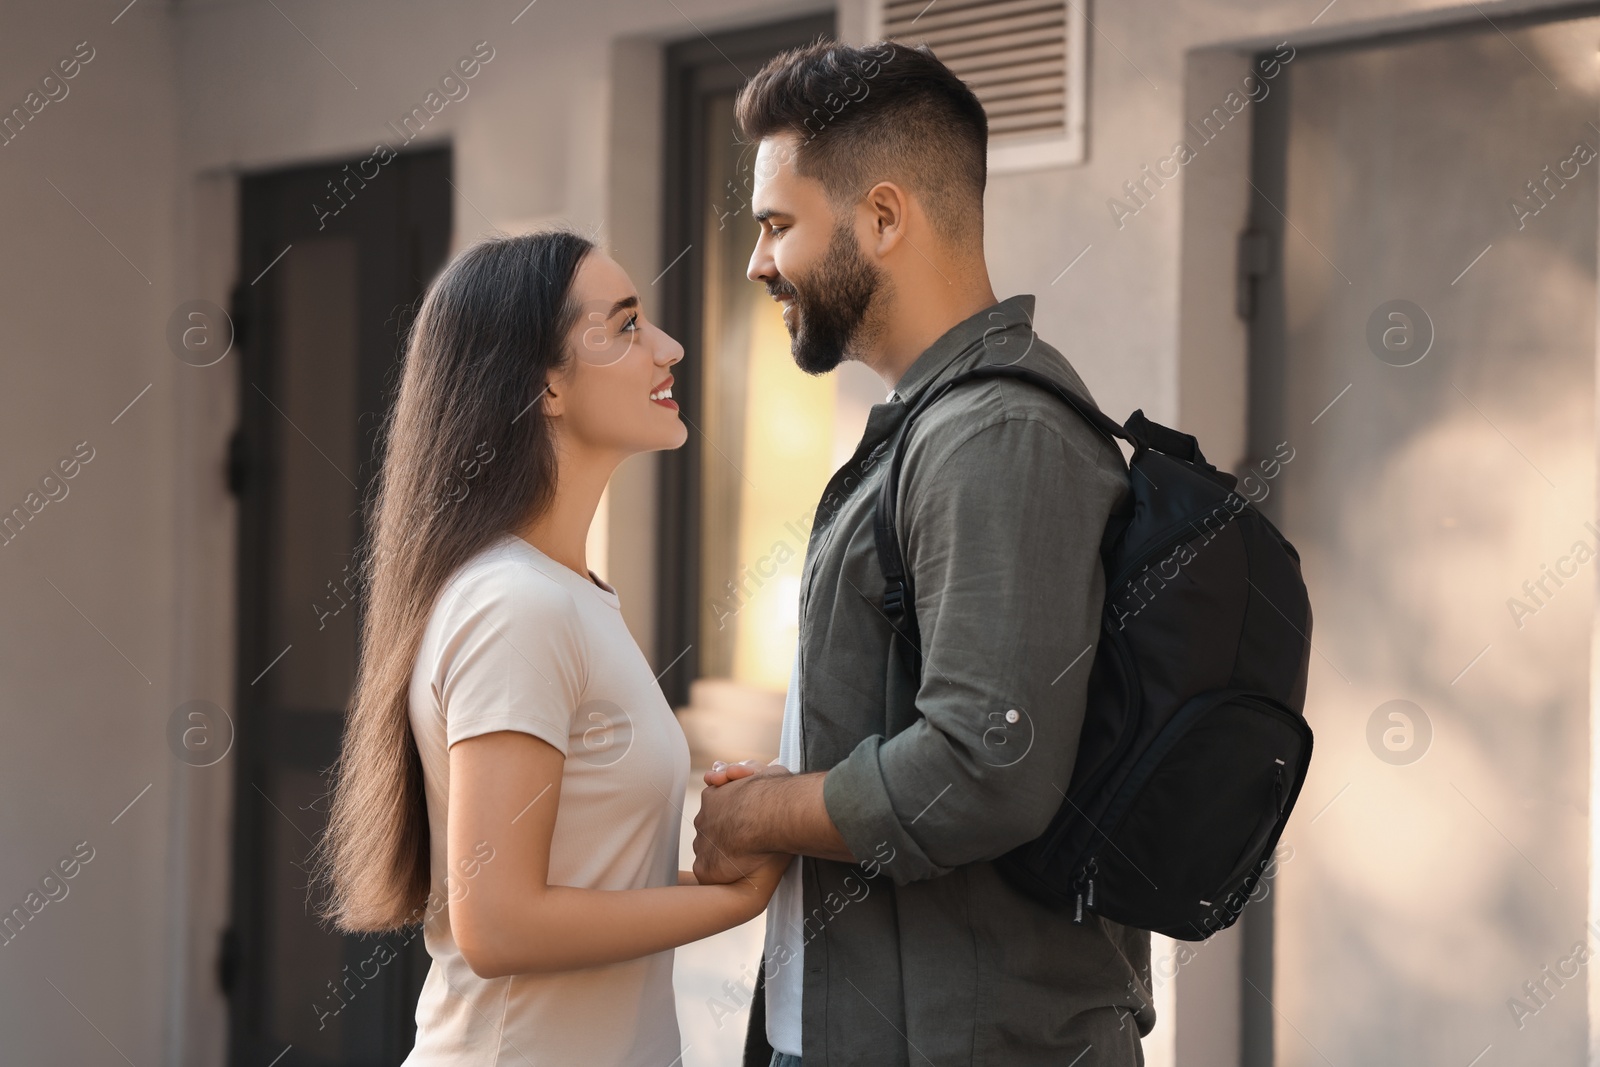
left=766, top=280, right=797, bottom=301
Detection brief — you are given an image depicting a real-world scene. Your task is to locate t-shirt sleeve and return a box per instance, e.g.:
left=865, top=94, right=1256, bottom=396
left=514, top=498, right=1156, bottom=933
left=432, top=562, right=588, bottom=755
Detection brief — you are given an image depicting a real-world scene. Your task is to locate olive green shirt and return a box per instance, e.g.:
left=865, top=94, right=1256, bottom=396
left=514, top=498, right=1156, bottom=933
left=759, top=295, right=1156, bottom=1066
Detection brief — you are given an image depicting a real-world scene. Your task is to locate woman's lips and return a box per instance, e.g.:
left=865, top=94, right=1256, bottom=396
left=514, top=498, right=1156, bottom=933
left=650, top=376, right=677, bottom=410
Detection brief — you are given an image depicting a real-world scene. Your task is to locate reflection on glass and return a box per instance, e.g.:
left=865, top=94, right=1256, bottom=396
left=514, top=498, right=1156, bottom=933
left=1268, top=20, right=1598, bottom=1064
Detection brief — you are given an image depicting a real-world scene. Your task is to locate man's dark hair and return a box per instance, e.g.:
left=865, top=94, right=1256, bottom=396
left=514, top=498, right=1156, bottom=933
left=735, top=39, right=988, bottom=244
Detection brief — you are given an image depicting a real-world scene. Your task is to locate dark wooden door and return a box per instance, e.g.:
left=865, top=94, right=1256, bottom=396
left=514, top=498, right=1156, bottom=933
left=225, top=147, right=451, bottom=1066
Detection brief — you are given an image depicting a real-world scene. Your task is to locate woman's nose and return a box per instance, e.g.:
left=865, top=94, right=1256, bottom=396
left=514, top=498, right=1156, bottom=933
left=655, top=326, right=684, bottom=366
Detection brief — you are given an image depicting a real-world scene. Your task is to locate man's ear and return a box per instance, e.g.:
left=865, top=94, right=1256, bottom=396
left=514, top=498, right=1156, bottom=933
left=863, top=180, right=910, bottom=255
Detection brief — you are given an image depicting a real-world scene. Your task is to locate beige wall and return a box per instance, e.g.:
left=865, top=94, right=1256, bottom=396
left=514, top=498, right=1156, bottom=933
left=0, top=2, right=184, bottom=1065
left=0, top=0, right=1592, bottom=1062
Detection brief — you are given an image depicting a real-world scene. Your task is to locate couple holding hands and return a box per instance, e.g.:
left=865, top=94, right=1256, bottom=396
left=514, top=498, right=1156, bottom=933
left=316, top=38, right=1153, bottom=1067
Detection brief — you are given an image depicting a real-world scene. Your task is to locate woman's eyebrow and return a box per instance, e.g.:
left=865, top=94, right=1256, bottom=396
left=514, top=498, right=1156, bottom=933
left=607, top=295, right=640, bottom=319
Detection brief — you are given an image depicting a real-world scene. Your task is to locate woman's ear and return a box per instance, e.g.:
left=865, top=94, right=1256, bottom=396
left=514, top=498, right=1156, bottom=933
left=539, top=374, right=565, bottom=419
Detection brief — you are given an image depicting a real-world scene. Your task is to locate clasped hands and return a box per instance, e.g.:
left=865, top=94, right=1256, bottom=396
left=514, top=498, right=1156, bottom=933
left=691, top=758, right=794, bottom=892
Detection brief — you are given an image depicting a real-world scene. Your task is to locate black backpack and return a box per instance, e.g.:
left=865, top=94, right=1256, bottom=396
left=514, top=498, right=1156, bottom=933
left=874, top=364, right=1314, bottom=942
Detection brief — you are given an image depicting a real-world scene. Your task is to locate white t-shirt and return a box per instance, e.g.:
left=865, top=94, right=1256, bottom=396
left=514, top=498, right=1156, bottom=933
left=404, top=533, right=691, bottom=1067
left=765, top=388, right=895, bottom=1054
left=762, top=648, right=804, bottom=1055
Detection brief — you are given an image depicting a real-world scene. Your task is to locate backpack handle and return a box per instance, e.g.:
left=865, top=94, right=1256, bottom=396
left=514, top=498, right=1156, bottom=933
left=872, top=364, right=1225, bottom=682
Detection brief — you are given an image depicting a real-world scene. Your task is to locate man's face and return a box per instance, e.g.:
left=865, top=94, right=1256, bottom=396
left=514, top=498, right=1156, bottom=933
left=747, top=134, right=887, bottom=375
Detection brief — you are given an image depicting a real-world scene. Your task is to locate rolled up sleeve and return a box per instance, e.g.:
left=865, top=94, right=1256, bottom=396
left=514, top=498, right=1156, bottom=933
left=824, top=406, right=1127, bottom=884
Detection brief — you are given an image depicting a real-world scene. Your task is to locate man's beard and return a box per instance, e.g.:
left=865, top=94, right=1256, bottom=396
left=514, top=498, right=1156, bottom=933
left=769, top=220, right=887, bottom=376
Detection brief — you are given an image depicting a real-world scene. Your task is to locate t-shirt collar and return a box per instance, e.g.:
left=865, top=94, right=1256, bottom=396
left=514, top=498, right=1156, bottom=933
left=503, top=533, right=621, bottom=610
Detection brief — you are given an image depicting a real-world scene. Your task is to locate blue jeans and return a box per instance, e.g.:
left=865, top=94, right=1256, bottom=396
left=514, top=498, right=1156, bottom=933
left=769, top=1054, right=802, bottom=1067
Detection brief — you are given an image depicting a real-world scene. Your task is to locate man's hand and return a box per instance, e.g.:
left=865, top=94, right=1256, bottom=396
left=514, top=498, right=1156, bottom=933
left=693, top=760, right=794, bottom=885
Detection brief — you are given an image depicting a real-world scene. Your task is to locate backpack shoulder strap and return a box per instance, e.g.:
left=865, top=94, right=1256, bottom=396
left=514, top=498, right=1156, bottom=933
left=871, top=365, right=1138, bottom=681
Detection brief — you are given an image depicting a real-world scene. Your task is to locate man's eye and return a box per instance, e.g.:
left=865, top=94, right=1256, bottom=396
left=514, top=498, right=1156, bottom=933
left=770, top=225, right=787, bottom=237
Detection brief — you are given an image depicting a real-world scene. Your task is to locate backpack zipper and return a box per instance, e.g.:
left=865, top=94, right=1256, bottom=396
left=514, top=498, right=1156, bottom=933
left=1071, top=858, right=1099, bottom=924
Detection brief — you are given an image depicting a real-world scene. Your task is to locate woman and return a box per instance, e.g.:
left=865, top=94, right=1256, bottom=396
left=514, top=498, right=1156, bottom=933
left=314, top=230, right=789, bottom=1065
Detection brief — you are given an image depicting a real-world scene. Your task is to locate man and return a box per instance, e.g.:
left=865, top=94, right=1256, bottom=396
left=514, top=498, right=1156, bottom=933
left=692, top=39, right=1155, bottom=1067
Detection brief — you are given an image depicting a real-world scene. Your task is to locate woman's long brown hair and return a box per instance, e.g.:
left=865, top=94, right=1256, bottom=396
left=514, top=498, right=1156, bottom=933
left=313, top=230, right=594, bottom=932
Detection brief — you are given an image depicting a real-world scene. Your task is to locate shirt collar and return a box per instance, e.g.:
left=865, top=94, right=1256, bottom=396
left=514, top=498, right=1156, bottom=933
left=887, top=294, right=1037, bottom=405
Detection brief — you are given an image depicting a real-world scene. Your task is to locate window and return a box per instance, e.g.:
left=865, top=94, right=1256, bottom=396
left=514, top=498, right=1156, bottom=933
left=658, top=15, right=883, bottom=760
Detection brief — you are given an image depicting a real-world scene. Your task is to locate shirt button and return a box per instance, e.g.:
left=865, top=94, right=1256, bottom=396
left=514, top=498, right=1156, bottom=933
left=1006, top=709, right=1020, bottom=724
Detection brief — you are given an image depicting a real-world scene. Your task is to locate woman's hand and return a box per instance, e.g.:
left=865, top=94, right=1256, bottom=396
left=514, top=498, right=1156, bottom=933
left=726, top=849, right=793, bottom=919
left=449, top=731, right=793, bottom=978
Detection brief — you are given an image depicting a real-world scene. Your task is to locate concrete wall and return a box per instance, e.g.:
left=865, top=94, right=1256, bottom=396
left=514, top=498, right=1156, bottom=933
left=0, top=3, right=184, bottom=1065
left=0, top=0, right=1593, bottom=1062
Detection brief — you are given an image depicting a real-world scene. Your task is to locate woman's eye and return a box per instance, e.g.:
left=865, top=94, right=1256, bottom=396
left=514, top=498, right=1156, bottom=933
left=622, top=312, right=639, bottom=333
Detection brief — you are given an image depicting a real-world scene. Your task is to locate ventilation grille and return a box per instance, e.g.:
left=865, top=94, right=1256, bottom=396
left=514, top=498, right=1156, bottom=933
left=880, top=0, right=1071, bottom=143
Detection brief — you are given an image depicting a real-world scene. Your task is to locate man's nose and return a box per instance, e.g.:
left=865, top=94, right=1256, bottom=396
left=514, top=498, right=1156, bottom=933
left=747, top=240, right=774, bottom=284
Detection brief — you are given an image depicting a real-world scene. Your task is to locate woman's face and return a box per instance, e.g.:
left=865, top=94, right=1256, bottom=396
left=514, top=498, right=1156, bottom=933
left=546, top=250, right=687, bottom=457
